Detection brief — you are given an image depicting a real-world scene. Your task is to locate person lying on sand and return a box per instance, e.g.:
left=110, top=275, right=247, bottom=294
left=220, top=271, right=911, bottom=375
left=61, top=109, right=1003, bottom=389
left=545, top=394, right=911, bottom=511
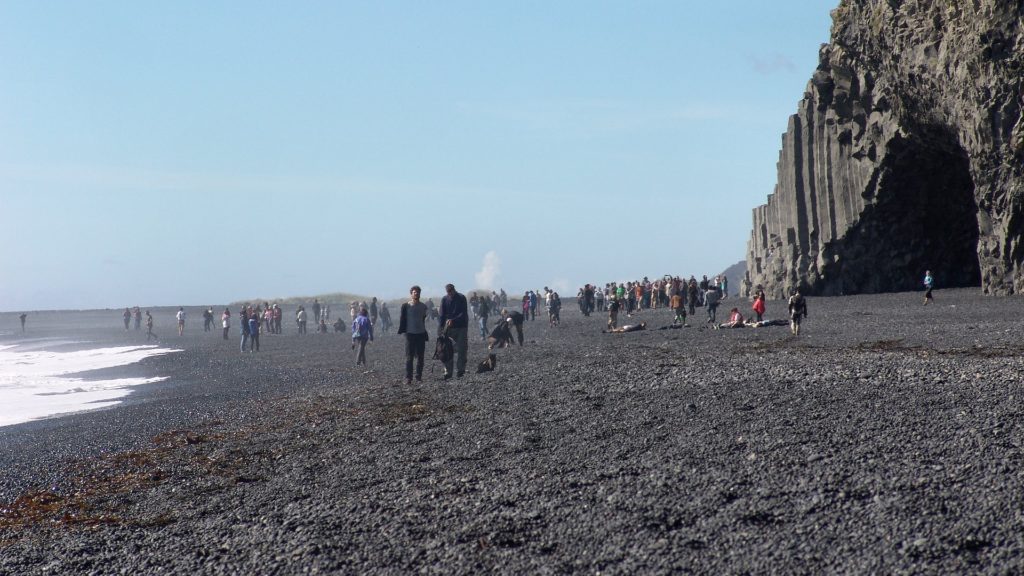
left=744, top=318, right=789, bottom=328
left=603, top=322, right=646, bottom=334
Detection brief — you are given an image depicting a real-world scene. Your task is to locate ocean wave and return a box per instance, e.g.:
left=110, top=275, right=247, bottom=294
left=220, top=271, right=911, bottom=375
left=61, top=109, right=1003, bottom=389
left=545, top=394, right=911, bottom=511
left=0, top=344, right=180, bottom=428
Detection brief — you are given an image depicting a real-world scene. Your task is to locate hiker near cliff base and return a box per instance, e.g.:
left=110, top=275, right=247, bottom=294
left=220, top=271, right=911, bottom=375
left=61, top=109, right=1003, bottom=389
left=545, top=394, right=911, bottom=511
left=788, top=288, right=807, bottom=336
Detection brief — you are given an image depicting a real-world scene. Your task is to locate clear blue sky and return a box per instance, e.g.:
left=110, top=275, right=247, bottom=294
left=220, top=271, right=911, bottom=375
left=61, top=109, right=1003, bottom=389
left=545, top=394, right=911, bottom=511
left=0, top=1, right=835, bottom=311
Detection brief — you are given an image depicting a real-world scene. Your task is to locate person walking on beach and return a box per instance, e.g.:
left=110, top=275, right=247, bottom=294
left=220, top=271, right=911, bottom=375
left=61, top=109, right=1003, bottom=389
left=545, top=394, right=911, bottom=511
left=240, top=307, right=251, bottom=351
left=439, top=283, right=469, bottom=379
left=398, top=286, right=428, bottom=384
left=133, top=307, right=141, bottom=330
left=549, top=292, right=562, bottom=326
left=923, top=270, right=934, bottom=305
left=19, top=313, right=26, bottom=333
left=296, top=306, right=307, bottom=334
left=788, top=288, right=807, bottom=336
left=221, top=307, right=231, bottom=340
left=704, top=286, right=722, bottom=325
left=352, top=307, right=373, bottom=366
left=123, top=308, right=131, bottom=330
left=608, top=297, right=620, bottom=330
left=477, top=293, right=491, bottom=340
left=687, top=278, right=699, bottom=316
left=247, top=310, right=260, bottom=352
left=380, top=302, right=393, bottom=334
left=671, top=292, right=687, bottom=325
left=145, top=311, right=156, bottom=341
left=176, top=307, right=186, bottom=336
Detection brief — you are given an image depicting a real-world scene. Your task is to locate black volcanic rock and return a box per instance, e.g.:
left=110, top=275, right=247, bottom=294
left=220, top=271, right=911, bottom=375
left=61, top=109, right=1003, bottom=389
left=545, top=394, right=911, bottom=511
left=746, top=0, right=1023, bottom=298
left=3, top=292, right=1024, bottom=573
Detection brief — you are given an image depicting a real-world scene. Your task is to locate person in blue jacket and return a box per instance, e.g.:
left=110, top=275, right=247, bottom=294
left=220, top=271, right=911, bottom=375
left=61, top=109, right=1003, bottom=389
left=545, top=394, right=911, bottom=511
left=247, top=309, right=261, bottom=352
left=352, top=307, right=374, bottom=365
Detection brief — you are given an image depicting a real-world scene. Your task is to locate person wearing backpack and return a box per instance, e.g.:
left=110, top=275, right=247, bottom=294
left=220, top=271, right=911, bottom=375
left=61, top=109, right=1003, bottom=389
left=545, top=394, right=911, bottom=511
left=352, top=307, right=374, bottom=365
left=607, top=296, right=620, bottom=330
left=439, top=283, right=469, bottom=379
left=398, top=285, right=429, bottom=384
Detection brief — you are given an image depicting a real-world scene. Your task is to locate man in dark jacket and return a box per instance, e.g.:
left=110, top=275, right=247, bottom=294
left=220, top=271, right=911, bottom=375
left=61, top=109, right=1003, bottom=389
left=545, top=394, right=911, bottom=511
left=397, top=285, right=429, bottom=384
left=477, top=295, right=490, bottom=340
left=583, top=284, right=595, bottom=316
left=505, top=309, right=525, bottom=346
left=439, top=283, right=469, bottom=379
left=687, top=278, right=699, bottom=316
left=487, top=317, right=514, bottom=350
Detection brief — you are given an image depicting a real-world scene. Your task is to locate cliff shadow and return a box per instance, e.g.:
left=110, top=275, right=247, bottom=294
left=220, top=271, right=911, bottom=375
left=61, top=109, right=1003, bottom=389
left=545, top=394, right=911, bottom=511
left=818, top=124, right=980, bottom=294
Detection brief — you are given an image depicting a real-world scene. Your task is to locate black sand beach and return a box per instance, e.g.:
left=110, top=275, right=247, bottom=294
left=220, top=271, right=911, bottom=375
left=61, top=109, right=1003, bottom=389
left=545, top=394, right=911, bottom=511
left=2, top=290, right=1024, bottom=573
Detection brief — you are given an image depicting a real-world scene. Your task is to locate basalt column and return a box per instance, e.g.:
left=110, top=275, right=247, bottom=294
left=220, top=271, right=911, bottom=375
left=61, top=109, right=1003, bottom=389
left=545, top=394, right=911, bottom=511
left=745, top=0, right=1023, bottom=297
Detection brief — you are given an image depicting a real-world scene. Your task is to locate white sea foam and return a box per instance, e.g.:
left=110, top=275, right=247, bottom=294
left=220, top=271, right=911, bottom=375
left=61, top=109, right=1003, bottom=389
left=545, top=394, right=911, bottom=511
left=0, top=343, right=179, bottom=427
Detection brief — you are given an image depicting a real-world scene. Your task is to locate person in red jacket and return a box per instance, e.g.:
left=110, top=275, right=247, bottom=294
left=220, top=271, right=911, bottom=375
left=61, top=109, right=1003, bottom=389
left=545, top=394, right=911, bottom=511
left=752, top=291, right=766, bottom=322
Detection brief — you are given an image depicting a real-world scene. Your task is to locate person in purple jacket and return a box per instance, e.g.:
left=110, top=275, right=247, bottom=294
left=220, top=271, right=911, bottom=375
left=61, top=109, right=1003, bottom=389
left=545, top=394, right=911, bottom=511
left=352, top=307, right=373, bottom=365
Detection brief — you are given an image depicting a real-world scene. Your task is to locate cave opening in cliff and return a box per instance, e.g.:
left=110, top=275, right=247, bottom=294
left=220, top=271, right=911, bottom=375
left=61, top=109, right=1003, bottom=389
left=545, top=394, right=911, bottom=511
left=837, top=124, right=981, bottom=293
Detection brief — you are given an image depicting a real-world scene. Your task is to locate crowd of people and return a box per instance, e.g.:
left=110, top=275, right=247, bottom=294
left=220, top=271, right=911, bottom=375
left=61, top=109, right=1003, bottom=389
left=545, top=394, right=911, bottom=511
left=103, top=270, right=947, bottom=382
left=577, top=275, right=732, bottom=330
left=26, top=265, right=951, bottom=388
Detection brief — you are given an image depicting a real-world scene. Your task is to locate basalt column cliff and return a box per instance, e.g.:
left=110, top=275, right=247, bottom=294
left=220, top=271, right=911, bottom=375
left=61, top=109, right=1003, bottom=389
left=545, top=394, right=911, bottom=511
left=745, top=0, right=1023, bottom=298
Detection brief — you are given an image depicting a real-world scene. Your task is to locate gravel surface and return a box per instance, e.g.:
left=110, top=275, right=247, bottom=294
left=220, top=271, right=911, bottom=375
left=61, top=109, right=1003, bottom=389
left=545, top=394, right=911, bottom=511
left=2, top=289, right=1024, bottom=574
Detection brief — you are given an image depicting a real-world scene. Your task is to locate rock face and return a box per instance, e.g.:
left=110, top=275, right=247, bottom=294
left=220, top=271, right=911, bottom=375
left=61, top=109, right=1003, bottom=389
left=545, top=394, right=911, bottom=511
left=746, top=0, right=1023, bottom=298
